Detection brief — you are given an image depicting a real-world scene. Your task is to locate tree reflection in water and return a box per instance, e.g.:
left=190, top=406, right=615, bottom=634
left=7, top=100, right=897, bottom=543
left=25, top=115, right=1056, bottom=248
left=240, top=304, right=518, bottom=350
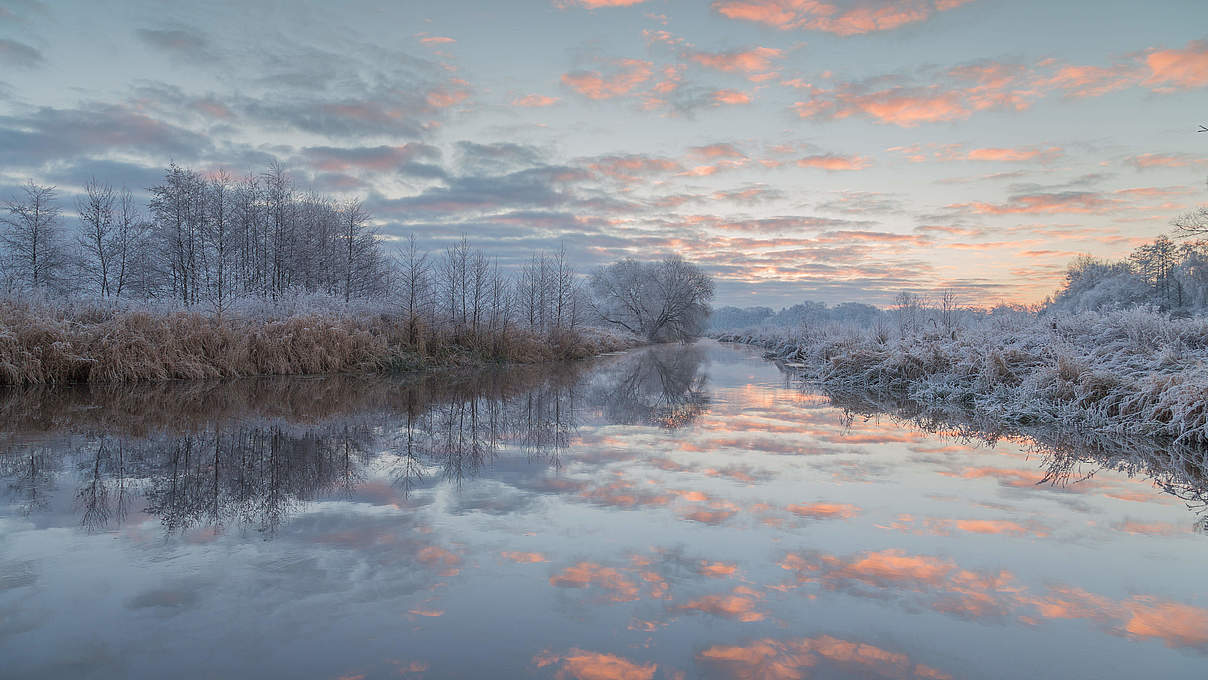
left=826, top=388, right=1208, bottom=529
left=590, top=343, right=710, bottom=428
left=0, top=344, right=711, bottom=534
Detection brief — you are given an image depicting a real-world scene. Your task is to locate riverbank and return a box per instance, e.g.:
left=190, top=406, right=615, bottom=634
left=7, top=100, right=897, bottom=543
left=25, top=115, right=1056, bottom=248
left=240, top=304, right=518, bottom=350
left=0, top=297, right=639, bottom=384
left=717, top=307, right=1208, bottom=448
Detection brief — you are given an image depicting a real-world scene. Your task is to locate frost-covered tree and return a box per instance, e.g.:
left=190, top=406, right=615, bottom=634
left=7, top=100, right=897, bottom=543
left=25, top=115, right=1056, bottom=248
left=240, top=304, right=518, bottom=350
left=75, top=178, right=116, bottom=297
left=1, top=181, right=68, bottom=292
left=590, top=255, right=714, bottom=342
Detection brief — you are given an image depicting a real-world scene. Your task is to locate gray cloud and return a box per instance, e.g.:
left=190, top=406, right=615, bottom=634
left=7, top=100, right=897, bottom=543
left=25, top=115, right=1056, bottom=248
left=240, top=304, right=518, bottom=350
left=135, top=27, right=216, bottom=63
left=0, top=38, right=43, bottom=68
left=0, top=102, right=210, bottom=169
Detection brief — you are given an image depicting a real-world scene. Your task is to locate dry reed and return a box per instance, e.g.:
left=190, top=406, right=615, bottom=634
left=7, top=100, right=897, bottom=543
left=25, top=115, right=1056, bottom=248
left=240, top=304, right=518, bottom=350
left=0, top=298, right=637, bottom=385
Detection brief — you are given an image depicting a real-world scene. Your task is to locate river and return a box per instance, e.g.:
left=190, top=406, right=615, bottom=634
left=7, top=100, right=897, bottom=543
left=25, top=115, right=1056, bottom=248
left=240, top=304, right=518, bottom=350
left=1, top=340, right=1205, bottom=679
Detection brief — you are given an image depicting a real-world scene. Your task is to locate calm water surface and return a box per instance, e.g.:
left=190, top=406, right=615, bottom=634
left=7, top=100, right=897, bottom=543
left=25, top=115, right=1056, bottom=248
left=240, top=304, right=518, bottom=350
left=1, top=341, right=1206, bottom=679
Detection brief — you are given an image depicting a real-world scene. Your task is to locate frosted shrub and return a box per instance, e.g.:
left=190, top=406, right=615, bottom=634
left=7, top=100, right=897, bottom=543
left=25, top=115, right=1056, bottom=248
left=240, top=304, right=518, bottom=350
left=717, top=308, right=1208, bottom=448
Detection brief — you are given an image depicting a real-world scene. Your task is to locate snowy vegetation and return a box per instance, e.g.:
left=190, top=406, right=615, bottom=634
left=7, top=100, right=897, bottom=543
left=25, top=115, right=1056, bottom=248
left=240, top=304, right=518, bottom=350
left=0, top=163, right=654, bottom=384
left=719, top=304, right=1208, bottom=449
left=589, top=256, right=714, bottom=342
left=715, top=306, right=1208, bottom=446
left=1046, top=232, right=1208, bottom=314
left=715, top=202, right=1208, bottom=448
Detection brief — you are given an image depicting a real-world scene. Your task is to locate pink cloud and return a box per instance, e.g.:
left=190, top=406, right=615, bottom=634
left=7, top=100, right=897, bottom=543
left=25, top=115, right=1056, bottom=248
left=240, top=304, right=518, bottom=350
left=965, top=146, right=1063, bottom=162
left=787, top=502, right=860, bottom=519
left=691, top=46, right=783, bottom=80
left=713, top=0, right=976, bottom=35
left=512, top=94, right=560, bottom=107
left=797, top=153, right=872, bottom=170
left=425, top=79, right=470, bottom=108
left=589, top=154, right=681, bottom=182
left=794, top=85, right=974, bottom=126
left=1035, top=64, right=1136, bottom=98
left=1125, top=152, right=1207, bottom=170
left=1145, top=40, right=1208, bottom=90
left=557, top=0, right=650, bottom=7
left=949, top=191, right=1120, bottom=215
left=691, top=143, right=747, bottom=159
left=713, top=89, right=753, bottom=105
left=562, top=59, right=653, bottom=99
left=533, top=649, right=656, bottom=680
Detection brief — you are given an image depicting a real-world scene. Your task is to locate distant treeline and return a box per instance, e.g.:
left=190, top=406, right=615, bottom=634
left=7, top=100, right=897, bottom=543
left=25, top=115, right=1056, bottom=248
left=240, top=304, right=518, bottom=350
left=712, top=226, right=1208, bottom=333
left=1047, top=233, right=1208, bottom=314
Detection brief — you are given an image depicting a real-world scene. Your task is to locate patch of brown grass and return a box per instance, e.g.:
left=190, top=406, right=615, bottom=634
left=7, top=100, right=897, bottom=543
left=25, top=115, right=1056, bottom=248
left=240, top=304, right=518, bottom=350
left=0, top=300, right=639, bottom=385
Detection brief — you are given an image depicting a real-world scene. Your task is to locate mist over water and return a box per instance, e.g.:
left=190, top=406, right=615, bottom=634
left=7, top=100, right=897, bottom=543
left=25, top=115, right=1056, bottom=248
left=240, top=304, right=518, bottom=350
left=1, top=342, right=1206, bottom=679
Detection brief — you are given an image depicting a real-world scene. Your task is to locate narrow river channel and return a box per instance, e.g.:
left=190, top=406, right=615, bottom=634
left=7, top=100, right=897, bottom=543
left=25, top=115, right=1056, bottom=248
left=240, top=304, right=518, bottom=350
left=1, top=341, right=1205, bottom=679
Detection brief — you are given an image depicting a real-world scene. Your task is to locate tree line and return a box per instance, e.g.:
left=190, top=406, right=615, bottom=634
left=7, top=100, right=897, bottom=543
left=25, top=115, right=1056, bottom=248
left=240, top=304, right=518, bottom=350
left=0, top=163, right=594, bottom=341
left=1049, top=232, right=1208, bottom=313
left=0, top=164, right=389, bottom=311
left=0, top=162, right=717, bottom=344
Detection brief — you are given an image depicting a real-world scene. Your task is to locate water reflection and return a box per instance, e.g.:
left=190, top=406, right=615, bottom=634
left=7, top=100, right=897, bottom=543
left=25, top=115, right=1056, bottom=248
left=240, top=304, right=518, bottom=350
left=824, top=388, right=1208, bottom=526
left=0, top=345, right=711, bottom=533
left=3, top=342, right=1208, bottom=680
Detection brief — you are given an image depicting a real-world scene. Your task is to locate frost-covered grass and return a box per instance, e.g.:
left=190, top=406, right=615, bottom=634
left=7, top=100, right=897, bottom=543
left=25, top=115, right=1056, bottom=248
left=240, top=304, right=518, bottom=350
left=0, top=293, right=639, bottom=385
left=717, top=307, right=1208, bottom=448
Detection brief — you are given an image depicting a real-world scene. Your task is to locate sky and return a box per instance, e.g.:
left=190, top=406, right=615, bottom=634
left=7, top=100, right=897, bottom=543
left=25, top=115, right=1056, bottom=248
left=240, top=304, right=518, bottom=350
left=0, top=0, right=1205, bottom=307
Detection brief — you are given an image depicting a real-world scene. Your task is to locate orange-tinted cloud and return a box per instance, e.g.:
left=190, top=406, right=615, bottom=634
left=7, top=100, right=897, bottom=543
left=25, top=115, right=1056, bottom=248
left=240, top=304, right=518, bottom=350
left=589, top=154, right=681, bottom=182
left=881, top=514, right=1049, bottom=537
left=786, top=502, right=860, bottom=519
left=417, top=545, right=461, bottom=576
left=562, top=59, right=653, bottom=100
left=700, top=560, right=739, bottom=577
left=713, top=0, right=975, bottom=35
left=797, top=154, right=872, bottom=171
left=1122, top=598, right=1208, bottom=648
left=549, top=562, right=641, bottom=601
left=691, top=143, right=747, bottom=159
left=1125, top=152, right=1206, bottom=170
left=533, top=648, right=657, bottom=680
left=949, top=191, right=1119, bottom=215
left=691, top=46, right=783, bottom=79
left=681, top=586, right=765, bottom=622
left=1144, top=40, right=1208, bottom=90
left=426, top=79, right=471, bottom=108
left=1112, top=520, right=1189, bottom=536
left=1035, top=64, right=1135, bottom=98
left=965, top=146, right=1062, bottom=162
left=794, top=86, right=973, bottom=126
left=501, top=551, right=549, bottom=563
left=698, top=635, right=955, bottom=680
left=513, top=94, right=560, bottom=107
left=714, top=89, right=753, bottom=105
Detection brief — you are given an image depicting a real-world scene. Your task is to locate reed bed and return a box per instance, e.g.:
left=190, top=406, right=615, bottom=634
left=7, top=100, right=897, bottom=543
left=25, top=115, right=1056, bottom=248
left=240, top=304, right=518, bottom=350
left=0, top=296, right=637, bottom=385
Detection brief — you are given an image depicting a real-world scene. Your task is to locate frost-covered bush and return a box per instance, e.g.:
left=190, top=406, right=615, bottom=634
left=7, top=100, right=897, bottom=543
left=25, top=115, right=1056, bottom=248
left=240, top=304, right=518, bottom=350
left=717, top=308, right=1208, bottom=448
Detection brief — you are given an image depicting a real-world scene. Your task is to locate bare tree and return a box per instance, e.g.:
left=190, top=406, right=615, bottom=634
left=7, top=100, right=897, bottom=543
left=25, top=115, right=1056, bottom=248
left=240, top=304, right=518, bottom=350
left=76, top=178, right=116, bottom=297
left=396, top=233, right=432, bottom=344
left=204, top=171, right=236, bottom=314
left=590, top=255, right=714, bottom=342
left=1173, top=206, right=1208, bottom=239
left=1, top=181, right=67, bottom=291
left=893, top=291, right=922, bottom=336
left=340, top=198, right=370, bottom=303
left=111, top=188, right=147, bottom=298
left=938, top=289, right=960, bottom=335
